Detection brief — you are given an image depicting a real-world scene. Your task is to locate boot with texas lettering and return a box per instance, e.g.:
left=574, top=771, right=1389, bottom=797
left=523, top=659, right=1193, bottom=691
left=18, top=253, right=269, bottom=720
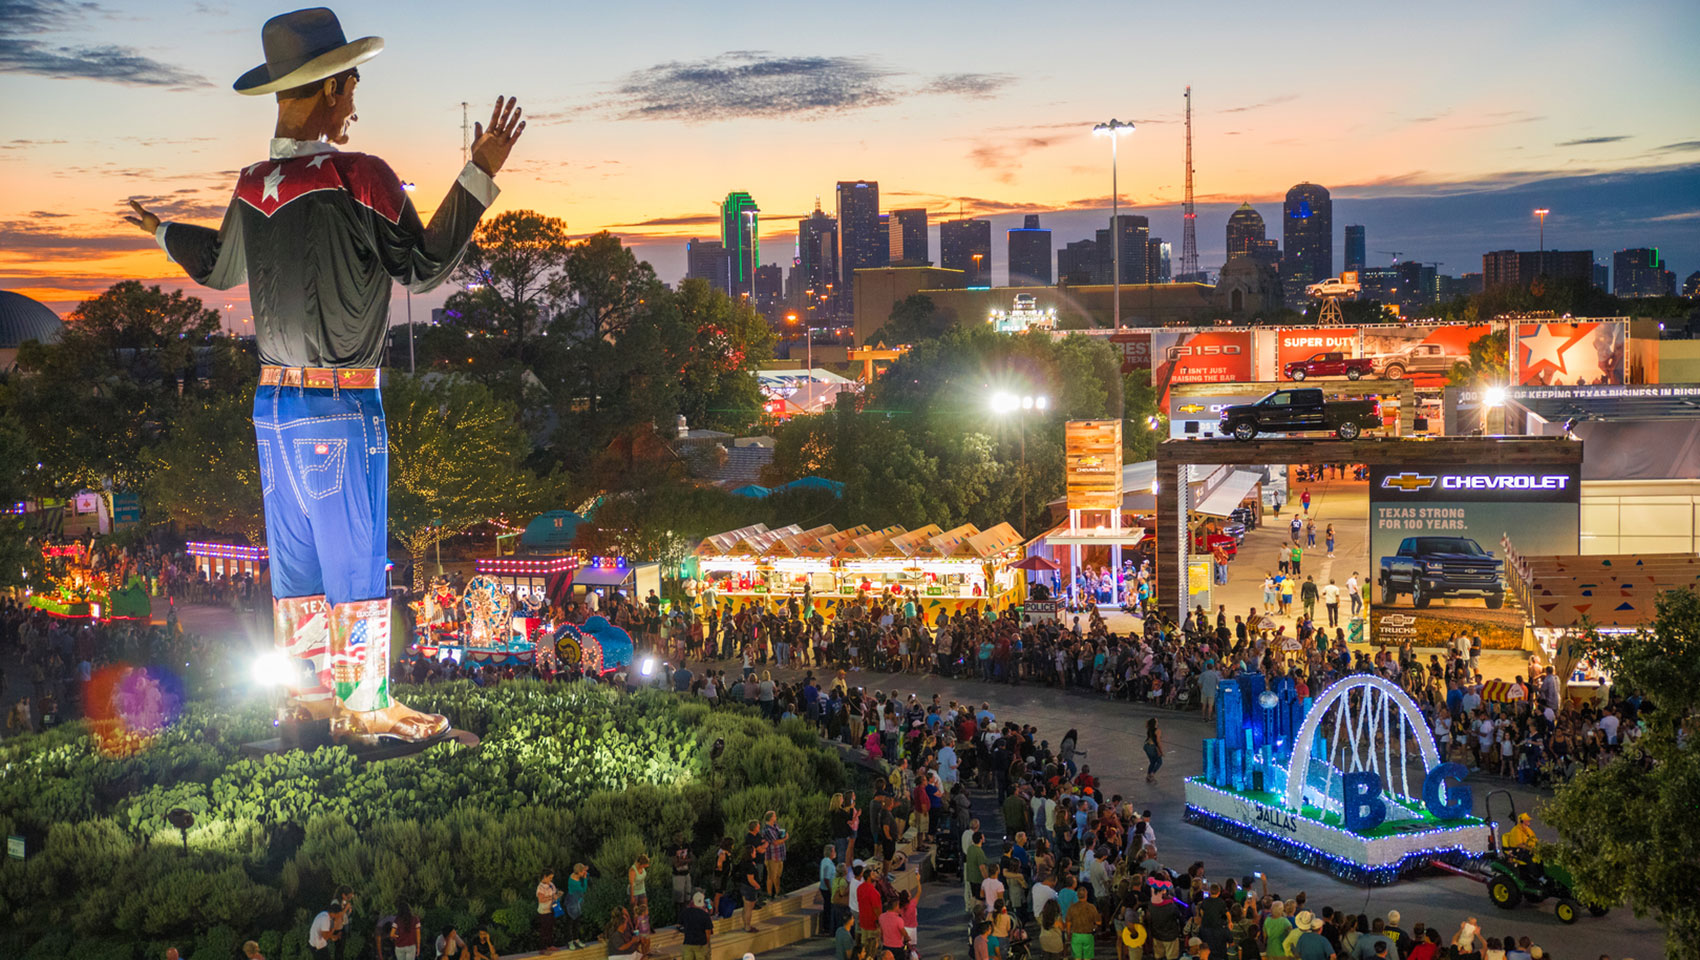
left=274, top=594, right=335, bottom=723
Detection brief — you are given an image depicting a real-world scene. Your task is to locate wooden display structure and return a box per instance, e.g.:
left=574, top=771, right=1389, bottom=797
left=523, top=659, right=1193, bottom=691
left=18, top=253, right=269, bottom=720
left=1054, top=420, right=1142, bottom=606
left=1153, top=436, right=1584, bottom=620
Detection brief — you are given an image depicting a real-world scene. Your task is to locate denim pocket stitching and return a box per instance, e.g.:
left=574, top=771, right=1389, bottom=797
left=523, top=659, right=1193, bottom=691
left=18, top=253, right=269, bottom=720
left=257, top=438, right=276, bottom=495
left=292, top=438, right=347, bottom=500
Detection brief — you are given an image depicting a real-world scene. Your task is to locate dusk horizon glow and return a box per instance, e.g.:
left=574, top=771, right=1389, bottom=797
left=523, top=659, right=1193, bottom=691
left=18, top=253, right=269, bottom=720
left=4, top=0, right=1697, bottom=325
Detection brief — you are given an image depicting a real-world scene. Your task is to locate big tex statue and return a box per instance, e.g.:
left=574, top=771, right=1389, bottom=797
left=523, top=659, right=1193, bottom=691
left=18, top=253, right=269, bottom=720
left=128, top=7, right=525, bottom=741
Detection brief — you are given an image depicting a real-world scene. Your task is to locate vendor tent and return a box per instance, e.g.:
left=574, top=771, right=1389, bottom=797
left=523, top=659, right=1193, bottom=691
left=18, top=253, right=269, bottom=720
left=521, top=511, right=584, bottom=552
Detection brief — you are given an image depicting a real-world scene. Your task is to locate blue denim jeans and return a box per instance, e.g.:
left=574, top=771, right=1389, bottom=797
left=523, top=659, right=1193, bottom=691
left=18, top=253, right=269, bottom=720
left=254, top=381, right=388, bottom=606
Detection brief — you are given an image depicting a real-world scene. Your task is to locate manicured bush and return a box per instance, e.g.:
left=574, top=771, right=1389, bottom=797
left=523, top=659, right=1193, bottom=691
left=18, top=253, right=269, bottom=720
left=0, top=680, right=848, bottom=956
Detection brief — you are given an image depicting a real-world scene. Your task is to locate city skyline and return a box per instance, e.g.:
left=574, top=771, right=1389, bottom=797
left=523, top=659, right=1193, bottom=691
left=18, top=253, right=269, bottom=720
left=2, top=0, right=1697, bottom=324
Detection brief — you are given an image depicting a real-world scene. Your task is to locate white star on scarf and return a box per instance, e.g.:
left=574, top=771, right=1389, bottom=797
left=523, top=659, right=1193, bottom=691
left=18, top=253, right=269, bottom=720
left=262, top=165, right=285, bottom=202
left=306, top=154, right=330, bottom=169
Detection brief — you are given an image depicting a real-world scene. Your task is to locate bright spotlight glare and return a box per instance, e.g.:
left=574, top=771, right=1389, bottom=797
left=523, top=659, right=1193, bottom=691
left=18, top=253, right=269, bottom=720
left=1483, top=386, right=1508, bottom=407
left=250, top=651, right=290, bottom=687
left=990, top=392, right=1017, bottom=414
left=641, top=656, right=657, bottom=677
left=1021, top=395, right=1034, bottom=410
left=1035, top=395, right=1049, bottom=410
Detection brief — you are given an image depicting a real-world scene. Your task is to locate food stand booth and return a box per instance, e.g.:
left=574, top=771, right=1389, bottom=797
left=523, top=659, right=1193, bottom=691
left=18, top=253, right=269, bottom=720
left=693, top=520, right=1026, bottom=622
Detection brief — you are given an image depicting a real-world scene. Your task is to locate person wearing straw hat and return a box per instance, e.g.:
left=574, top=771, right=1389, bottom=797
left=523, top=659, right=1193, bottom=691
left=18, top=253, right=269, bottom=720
left=127, top=7, right=524, bottom=742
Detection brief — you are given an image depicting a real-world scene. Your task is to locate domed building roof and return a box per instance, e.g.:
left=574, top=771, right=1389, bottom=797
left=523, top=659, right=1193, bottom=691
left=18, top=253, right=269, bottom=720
left=0, top=290, right=64, bottom=350
left=1227, top=201, right=1264, bottom=227
left=1286, top=181, right=1331, bottom=201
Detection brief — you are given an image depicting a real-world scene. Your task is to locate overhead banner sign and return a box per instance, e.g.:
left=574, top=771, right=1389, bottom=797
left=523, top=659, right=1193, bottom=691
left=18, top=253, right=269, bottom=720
left=1513, top=320, right=1626, bottom=386
left=1064, top=419, right=1124, bottom=511
left=1361, top=323, right=1494, bottom=387
left=1151, top=329, right=1253, bottom=386
left=1274, top=327, right=1360, bottom=376
left=1369, top=464, right=1578, bottom=649
left=1108, top=332, right=1152, bottom=374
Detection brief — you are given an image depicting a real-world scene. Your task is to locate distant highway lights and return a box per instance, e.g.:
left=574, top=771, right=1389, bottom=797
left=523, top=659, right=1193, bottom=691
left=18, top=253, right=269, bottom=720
left=991, top=392, right=1048, bottom=535
left=1093, top=119, right=1136, bottom=331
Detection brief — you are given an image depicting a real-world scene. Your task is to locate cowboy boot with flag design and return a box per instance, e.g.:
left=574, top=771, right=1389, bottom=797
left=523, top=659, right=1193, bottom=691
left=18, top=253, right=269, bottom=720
left=329, top=598, right=448, bottom=742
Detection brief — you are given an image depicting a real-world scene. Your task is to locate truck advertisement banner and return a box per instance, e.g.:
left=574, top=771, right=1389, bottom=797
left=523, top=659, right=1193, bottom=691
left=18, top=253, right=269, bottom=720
left=1149, top=329, right=1254, bottom=386
left=1513, top=320, right=1626, bottom=386
left=1168, top=388, right=1269, bottom=439
left=1369, top=464, right=1579, bottom=648
left=1274, top=327, right=1360, bottom=380
left=1361, top=323, right=1493, bottom=387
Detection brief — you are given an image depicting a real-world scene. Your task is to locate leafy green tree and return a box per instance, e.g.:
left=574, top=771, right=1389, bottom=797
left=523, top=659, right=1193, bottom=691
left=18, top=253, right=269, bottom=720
left=547, top=232, right=679, bottom=463
left=384, top=374, right=567, bottom=589
left=142, top=391, right=265, bottom=546
left=668, top=278, right=774, bottom=433
left=1542, top=589, right=1700, bottom=958
left=865, top=294, right=953, bottom=346
left=11, top=281, right=248, bottom=493
left=0, top=421, right=40, bottom=589
left=450, top=210, right=572, bottom=366
left=1446, top=327, right=1509, bottom=387
left=1122, top=369, right=1163, bottom=463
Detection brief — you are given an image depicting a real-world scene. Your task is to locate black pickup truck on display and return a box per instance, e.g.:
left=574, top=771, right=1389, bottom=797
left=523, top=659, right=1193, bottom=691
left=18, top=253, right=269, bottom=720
left=1217, top=388, right=1381, bottom=441
left=1379, top=536, right=1505, bottom=609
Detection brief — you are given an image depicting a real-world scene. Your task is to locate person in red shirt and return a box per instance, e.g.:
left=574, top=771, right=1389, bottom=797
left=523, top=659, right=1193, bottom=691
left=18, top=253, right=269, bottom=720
left=878, top=898, right=909, bottom=955
left=1406, top=928, right=1443, bottom=960
left=857, top=867, right=884, bottom=954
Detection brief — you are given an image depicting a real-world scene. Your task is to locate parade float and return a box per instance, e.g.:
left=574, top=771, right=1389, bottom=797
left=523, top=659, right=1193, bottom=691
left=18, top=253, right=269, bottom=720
left=26, top=542, right=151, bottom=620
left=1184, top=672, right=1491, bottom=884
left=691, top=520, right=1025, bottom=622
left=411, top=555, right=635, bottom=673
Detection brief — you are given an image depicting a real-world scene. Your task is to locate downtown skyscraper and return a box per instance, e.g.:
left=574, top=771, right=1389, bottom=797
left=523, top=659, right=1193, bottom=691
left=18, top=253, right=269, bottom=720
left=1007, top=215, right=1052, bottom=286
left=940, top=217, right=992, bottom=286
left=888, top=208, right=930, bottom=266
left=795, top=201, right=839, bottom=316
left=720, top=191, right=759, bottom=298
left=836, top=180, right=885, bottom=316
left=1283, top=182, right=1333, bottom=301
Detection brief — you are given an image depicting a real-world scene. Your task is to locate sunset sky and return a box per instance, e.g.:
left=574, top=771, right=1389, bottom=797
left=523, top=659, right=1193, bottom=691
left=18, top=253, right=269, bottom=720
left=3, top=0, right=1697, bottom=326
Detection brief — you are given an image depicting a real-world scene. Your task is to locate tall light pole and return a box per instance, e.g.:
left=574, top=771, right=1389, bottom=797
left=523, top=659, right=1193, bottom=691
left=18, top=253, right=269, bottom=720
left=991, top=392, right=1049, bottom=535
left=1093, top=119, right=1135, bottom=330
left=402, top=181, right=417, bottom=374
left=1534, top=207, right=1550, bottom=279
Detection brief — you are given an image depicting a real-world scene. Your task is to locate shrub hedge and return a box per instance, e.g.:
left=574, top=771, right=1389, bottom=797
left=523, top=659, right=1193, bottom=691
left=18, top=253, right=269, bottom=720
left=0, top=680, right=848, bottom=959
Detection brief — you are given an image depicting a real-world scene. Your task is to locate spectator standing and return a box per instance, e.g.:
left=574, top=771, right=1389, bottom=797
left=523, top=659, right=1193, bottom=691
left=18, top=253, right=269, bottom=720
left=817, top=844, right=839, bottom=936
left=680, top=892, right=714, bottom=960
left=763, top=810, right=788, bottom=896
left=308, top=901, right=344, bottom=960
left=536, top=869, right=560, bottom=950
left=391, top=904, right=420, bottom=960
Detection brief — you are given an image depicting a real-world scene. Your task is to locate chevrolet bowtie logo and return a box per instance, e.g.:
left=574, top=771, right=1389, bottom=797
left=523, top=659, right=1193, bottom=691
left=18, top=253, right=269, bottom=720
left=1078, top=456, right=1102, bottom=467
left=1178, top=403, right=1206, bottom=414
left=1381, top=472, right=1437, bottom=491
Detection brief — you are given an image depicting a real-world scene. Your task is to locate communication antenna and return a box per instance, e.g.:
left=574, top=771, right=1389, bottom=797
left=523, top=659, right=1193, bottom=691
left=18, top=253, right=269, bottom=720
left=461, top=101, right=470, bottom=165
left=1180, top=86, right=1199, bottom=280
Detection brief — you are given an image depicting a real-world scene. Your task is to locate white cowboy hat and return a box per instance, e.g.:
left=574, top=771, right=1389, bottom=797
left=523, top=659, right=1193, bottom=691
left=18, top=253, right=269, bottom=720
left=234, top=7, right=383, bottom=96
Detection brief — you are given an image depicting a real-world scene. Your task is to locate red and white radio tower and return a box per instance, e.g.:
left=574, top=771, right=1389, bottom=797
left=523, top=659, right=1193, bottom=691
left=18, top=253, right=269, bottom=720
left=1180, top=86, right=1199, bottom=281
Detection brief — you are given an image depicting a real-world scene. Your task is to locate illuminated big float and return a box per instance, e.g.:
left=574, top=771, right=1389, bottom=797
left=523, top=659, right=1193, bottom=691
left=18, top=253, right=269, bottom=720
left=1184, top=672, right=1491, bottom=884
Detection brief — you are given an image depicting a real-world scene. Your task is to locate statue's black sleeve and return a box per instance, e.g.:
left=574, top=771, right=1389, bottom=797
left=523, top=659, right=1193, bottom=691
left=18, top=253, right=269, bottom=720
left=159, top=192, right=248, bottom=290
left=353, top=155, right=498, bottom=294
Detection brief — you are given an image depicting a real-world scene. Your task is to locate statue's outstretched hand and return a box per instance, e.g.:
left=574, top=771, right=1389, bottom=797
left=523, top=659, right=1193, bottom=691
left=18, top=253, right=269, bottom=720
left=124, top=199, right=160, bottom=234
left=470, top=95, right=525, bottom=177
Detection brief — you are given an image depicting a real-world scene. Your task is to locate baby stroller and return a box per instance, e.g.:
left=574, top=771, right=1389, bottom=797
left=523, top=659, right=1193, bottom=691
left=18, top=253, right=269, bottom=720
left=1004, top=923, right=1032, bottom=960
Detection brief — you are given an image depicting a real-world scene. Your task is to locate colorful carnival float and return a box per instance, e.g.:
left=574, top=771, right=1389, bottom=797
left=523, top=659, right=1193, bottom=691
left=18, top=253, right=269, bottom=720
left=691, top=520, right=1026, bottom=622
left=1184, top=672, right=1491, bottom=884
left=26, top=542, right=151, bottom=620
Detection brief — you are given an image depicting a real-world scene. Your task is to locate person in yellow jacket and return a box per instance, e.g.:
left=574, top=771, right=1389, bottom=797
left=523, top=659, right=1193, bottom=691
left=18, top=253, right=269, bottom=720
left=1503, top=813, right=1540, bottom=861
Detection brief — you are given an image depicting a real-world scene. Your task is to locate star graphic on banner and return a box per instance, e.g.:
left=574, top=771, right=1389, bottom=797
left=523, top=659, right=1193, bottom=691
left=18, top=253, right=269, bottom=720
left=1521, top=323, right=1580, bottom=375
left=306, top=154, right=330, bottom=169
left=262, top=165, right=285, bottom=202
left=244, top=161, right=267, bottom=175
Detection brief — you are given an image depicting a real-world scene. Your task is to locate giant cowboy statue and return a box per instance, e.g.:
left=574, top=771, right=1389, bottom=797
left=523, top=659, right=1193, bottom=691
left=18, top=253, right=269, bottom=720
left=126, top=8, right=525, bottom=742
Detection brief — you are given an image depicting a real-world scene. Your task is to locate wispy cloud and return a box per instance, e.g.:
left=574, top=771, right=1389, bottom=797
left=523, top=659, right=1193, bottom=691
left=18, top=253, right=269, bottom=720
left=609, top=52, right=895, bottom=121
left=1556, top=135, right=1630, bottom=147
left=1644, top=209, right=1700, bottom=223
left=122, top=187, right=229, bottom=221
left=1219, top=94, right=1297, bottom=114
left=1653, top=140, right=1700, bottom=153
left=0, top=218, right=154, bottom=257
left=0, top=0, right=208, bottom=88
left=603, top=52, right=1017, bottom=122
left=967, top=136, right=1063, bottom=184
left=923, top=73, right=1013, bottom=97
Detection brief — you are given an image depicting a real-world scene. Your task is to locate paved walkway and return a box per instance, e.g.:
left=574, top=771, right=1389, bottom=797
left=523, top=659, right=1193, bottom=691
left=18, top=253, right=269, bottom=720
left=681, top=664, right=1664, bottom=959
